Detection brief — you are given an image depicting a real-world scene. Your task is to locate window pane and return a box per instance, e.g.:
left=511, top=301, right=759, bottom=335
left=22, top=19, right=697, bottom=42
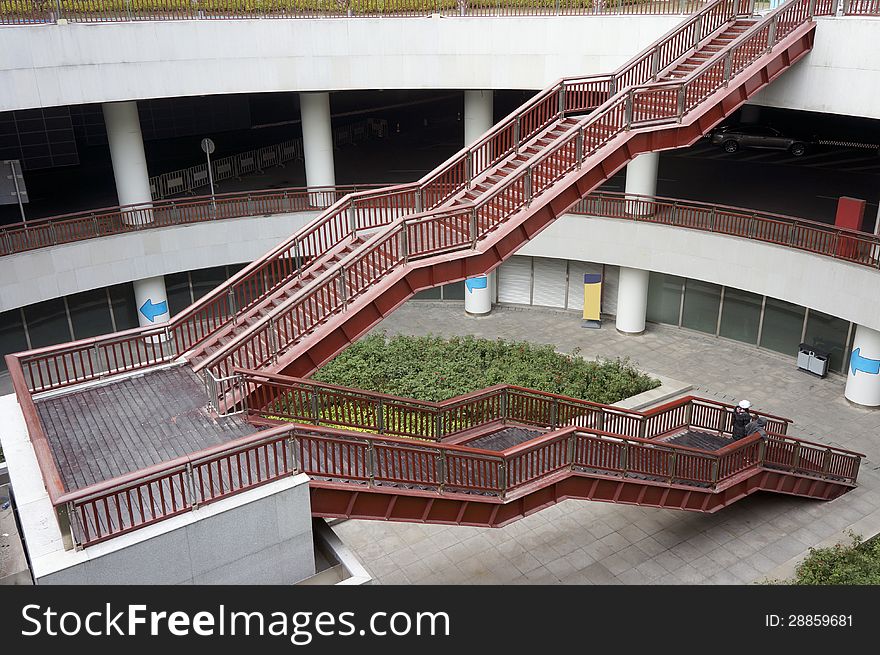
left=413, top=287, right=441, bottom=300
left=23, top=298, right=71, bottom=348
left=190, top=266, right=227, bottom=301
left=719, top=288, right=761, bottom=344
left=681, top=280, right=721, bottom=334
left=443, top=281, right=465, bottom=300
left=646, top=272, right=683, bottom=325
left=759, top=298, right=804, bottom=356
left=0, top=309, right=28, bottom=372
left=68, top=288, right=113, bottom=339
left=804, top=309, right=850, bottom=373
left=109, top=283, right=139, bottom=331
left=166, top=272, right=192, bottom=316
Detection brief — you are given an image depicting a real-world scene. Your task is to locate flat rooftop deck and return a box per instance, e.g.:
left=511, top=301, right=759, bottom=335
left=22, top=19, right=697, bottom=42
left=35, top=365, right=256, bottom=493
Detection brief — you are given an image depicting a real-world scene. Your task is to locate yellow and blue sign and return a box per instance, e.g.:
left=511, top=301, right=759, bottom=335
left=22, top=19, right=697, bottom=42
left=582, top=273, right=602, bottom=328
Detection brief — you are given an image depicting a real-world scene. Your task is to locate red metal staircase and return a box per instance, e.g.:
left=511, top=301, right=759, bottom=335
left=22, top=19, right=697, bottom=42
left=185, top=0, right=819, bottom=393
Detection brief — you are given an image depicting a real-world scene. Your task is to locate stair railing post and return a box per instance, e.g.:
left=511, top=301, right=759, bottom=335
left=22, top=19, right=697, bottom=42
left=310, top=385, right=320, bottom=424
left=791, top=443, right=801, bottom=472
left=694, top=14, right=703, bottom=49
left=514, top=118, right=521, bottom=154
left=400, top=224, right=409, bottom=264
left=499, top=459, right=507, bottom=499
left=338, top=266, right=348, bottom=310
left=227, top=287, right=237, bottom=320
left=567, top=433, right=576, bottom=471
left=415, top=187, right=423, bottom=214
left=294, top=240, right=303, bottom=279
left=470, top=207, right=478, bottom=248
left=347, top=201, right=357, bottom=240
left=676, top=84, right=686, bottom=123
left=551, top=398, right=559, bottom=430
left=466, top=151, right=473, bottom=190
left=376, top=398, right=385, bottom=434
left=767, top=16, right=777, bottom=52
left=268, top=317, right=279, bottom=363
left=524, top=167, right=533, bottom=206
left=438, top=450, right=446, bottom=493
left=557, top=84, right=566, bottom=118
left=620, top=442, right=629, bottom=477
left=367, top=442, right=375, bottom=487
left=575, top=128, right=584, bottom=168
left=723, top=51, right=733, bottom=87
left=668, top=450, right=677, bottom=484
left=624, top=89, right=634, bottom=129
left=808, top=0, right=817, bottom=16
left=651, top=49, right=661, bottom=81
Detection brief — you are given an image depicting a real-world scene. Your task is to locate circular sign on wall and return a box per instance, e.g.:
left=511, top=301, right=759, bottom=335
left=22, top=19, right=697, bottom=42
left=200, top=137, right=216, bottom=155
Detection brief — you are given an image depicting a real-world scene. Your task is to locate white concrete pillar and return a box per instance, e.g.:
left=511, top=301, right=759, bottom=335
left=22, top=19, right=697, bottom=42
left=102, top=101, right=153, bottom=225
left=844, top=324, right=880, bottom=407
left=464, top=90, right=494, bottom=145
left=133, top=276, right=170, bottom=328
left=300, top=92, right=336, bottom=192
left=624, top=152, right=660, bottom=216
left=615, top=267, right=650, bottom=335
left=464, top=271, right=494, bottom=315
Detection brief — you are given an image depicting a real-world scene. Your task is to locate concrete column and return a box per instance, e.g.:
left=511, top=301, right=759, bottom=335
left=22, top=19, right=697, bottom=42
left=464, top=90, right=494, bottom=145
left=102, top=101, right=153, bottom=225
left=615, top=267, right=650, bottom=335
left=300, top=92, right=336, bottom=192
left=464, top=271, right=494, bottom=315
left=844, top=324, right=880, bottom=407
left=133, top=275, right=170, bottom=328
left=624, top=152, right=660, bottom=216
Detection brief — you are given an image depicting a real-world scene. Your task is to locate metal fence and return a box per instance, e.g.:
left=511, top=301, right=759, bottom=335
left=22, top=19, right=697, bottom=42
left=0, top=1, right=718, bottom=25
left=149, top=117, right=387, bottom=200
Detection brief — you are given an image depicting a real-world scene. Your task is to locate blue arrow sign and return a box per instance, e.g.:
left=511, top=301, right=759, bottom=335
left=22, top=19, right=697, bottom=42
left=139, top=299, right=168, bottom=323
left=850, top=347, right=880, bottom=376
left=465, top=276, right=488, bottom=293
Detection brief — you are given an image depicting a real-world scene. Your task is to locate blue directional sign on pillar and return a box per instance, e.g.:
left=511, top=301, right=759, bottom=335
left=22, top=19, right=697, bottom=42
left=139, top=299, right=169, bottom=323
left=850, top=348, right=880, bottom=376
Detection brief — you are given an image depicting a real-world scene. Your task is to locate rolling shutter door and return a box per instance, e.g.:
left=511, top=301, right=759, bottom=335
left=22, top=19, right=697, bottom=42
left=602, top=265, right=620, bottom=316
left=566, top=261, right=603, bottom=312
left=498, top=256, right=532, bottom=305
left=532, top=257, right=567, bottom=308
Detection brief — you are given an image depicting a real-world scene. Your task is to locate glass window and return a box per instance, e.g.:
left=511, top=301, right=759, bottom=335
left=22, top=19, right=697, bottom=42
left=0, top=309, right=28, bottom=372
left=68, top=288, right=113, bottom=339
left=804, top=309, right=850, bottom=373
left=681, top=280, right=721, bottom=334
left=190, top=266, right=227, bottom=301
left=109, top=283, right=139, bottom=331
left=759, top=298, right=805, bottom=356
left=719, top=288, right=762, bottom=344
left=413, top=287, right=441, bottom=300
left=166, top=272, right=192, bottom=316
left=23, top=298, right=71, bottom=348
left=442, top=281, right=465, bottom=301
left=646, top=272, right=683, bottom=326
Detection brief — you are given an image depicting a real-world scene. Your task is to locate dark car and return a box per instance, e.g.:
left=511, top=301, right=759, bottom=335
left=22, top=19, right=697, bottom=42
left=709, top=124, right=811, bottom=156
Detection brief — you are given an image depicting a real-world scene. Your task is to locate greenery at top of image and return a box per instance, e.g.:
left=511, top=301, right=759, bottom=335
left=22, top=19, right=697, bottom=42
left=313, top=332, right=659, bottom=404
left=4, top=0, right=668, bottom=17
left=790, top=533, right=880, bottom=585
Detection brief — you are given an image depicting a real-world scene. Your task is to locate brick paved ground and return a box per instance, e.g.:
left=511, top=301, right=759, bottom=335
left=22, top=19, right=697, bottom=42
left=334, top=302, right=880, bottom=584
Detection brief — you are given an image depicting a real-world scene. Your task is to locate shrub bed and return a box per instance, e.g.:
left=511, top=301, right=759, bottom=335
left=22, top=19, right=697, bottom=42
left=792, top=533, right=880, bottom=585
left=314, top=333, right=659, bottom=404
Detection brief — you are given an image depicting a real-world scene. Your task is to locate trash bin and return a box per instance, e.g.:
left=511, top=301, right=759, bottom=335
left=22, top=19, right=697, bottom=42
left=797, top=343, right=829, bottom=378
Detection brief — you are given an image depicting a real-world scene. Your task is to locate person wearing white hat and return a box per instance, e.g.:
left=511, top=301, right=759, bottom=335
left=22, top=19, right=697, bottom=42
left=732, top=400, right=753, bottom=439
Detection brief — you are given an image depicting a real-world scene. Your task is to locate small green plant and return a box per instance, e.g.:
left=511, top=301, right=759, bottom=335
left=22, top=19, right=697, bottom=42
left=313, top=332, right=659, bottom=404
left=792, top=532, right=880, bottom=585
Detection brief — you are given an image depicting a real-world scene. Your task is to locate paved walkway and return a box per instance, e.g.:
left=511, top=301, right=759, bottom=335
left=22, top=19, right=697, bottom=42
left=334, top=302, right=880, bottom=584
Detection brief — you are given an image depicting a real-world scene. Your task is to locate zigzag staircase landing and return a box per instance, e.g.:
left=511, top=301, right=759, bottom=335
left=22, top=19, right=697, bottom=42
left=234, top=374, right=860, bottom=527
left=220, top=20, right=816, bottom=390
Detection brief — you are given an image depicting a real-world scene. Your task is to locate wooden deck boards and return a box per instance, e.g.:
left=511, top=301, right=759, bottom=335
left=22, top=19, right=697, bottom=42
left=36, top=366, right=256, bottom=493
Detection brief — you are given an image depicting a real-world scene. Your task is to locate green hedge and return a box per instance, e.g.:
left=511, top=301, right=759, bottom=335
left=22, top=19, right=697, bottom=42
left=792, top=533, right=880, bottom=585
left=313, top=333, right=659, bottom=404
left=2, top=0, right=673, bottom=18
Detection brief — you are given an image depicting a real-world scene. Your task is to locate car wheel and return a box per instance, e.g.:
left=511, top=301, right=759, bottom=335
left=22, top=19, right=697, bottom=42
left=789, top=142, right=806, bottom=156
left=723, top=140, right=739, bottom=153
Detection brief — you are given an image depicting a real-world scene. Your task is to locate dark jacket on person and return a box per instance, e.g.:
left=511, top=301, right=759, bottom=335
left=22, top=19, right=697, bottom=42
left=732, top=408, right=752, bottom=439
